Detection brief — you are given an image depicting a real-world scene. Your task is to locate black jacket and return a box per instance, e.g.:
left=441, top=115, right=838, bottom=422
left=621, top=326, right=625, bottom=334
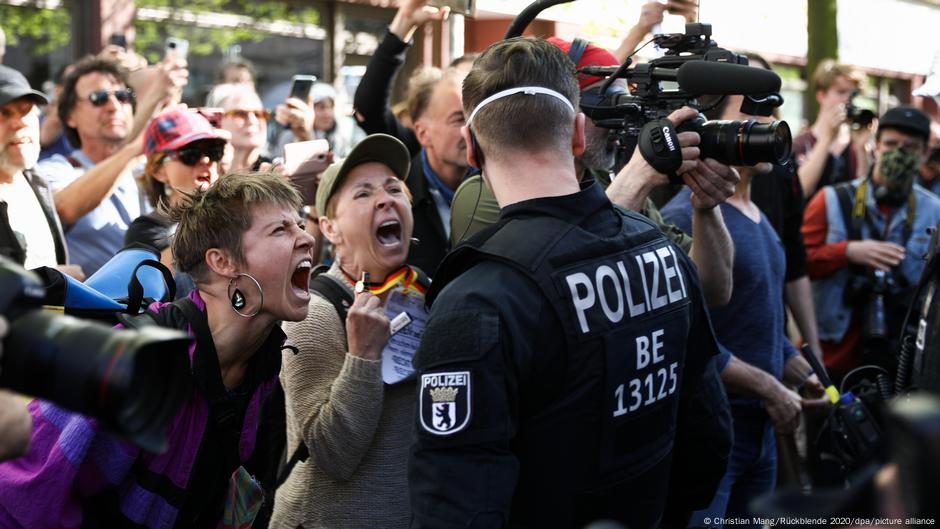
left=410, top=185, right=732, bottom=529
left=353, top=30, right=420, bottom=157
left=0, top=169, right=68, bottom=266
left=405, top=153, right=449, bottom=277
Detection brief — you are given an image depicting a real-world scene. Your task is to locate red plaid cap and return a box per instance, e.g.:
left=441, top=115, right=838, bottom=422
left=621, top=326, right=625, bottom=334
left=143, top=108, right=225, bottom=158
left=547, top=37, right=620, bottom=90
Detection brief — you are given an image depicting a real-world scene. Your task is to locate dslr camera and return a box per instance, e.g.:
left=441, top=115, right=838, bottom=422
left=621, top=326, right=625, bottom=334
left=846, top=90, right=876, bottom=129
left=578, top=23, right=792, bottom=174
left=0, top=256, right=192, bottom=452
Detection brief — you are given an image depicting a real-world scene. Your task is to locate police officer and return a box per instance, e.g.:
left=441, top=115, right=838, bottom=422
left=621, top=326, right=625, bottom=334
left=409, top=37, right=732, bottom=529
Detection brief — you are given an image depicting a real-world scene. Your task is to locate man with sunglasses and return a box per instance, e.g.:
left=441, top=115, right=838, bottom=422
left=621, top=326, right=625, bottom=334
left=36, top=57, right=148, bottom=275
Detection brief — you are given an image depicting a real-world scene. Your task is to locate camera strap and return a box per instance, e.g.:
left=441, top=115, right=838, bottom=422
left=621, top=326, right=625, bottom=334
left=638, top=118, right=683, bottom=179
left=835, top=180, right=916, bottom=245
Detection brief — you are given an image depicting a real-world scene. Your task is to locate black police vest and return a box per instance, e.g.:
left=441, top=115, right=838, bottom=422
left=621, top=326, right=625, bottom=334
left=430, top=207, right=698, bottom=529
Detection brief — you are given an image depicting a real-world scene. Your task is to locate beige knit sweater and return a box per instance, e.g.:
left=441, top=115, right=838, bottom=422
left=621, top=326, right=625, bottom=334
left=271, top=264, right=415, bottom=529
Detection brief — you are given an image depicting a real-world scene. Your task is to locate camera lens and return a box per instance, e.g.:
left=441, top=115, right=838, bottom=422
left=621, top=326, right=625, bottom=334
left=697, top=119, right=792, bottom=166
left=0, top=312, right=192, bottom=452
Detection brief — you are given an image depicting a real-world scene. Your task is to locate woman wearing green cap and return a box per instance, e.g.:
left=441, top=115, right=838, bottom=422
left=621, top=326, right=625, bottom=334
left=273, top=134, right=426, bottom=528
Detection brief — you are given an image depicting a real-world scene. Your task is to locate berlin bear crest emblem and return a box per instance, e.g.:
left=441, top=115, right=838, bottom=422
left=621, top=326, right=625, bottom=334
left=420, top=371, right=471, bottom=435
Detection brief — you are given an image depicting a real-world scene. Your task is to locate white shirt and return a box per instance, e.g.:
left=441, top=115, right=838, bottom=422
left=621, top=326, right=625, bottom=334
left=0, top=173, right=58, bottom=269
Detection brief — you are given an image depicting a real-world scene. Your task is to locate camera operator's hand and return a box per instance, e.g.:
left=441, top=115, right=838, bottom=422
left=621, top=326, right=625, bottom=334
left=846, top=240, right=905, bottom=272
left=783, top=354, right=831, bottom=413
left=800, top=374, right=832, bottom=414
left=346, top=291, right=390, bottom=361
left=682, top=158, right=739, bottom=211
left=607, top=106, right=701, bottom=211
left=275, top=98, right=315, bottom=142
left=390, top=0, right=449, bottom=42
left=763, top=379, right=803, bottom=434
left=635, top=2, right=667, bottom=34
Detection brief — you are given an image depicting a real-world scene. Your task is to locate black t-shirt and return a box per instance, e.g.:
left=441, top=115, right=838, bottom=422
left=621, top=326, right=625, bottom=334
left=125, top=211, right=175, bottom=251
left=751, top=163, right=808, bottom=282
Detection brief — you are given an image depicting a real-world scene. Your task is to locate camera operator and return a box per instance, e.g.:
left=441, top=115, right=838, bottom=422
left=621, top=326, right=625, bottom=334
left=450, top=36, right=737, bottom=307
left=792, top=60, right=872, bottom=199
left=662, top=77, right=829, bottom=529
left=0, top=316, right=32, bottom=463
left=803, top=106, right=940, bottom=380
left=409, top=36, right=732, bottom=529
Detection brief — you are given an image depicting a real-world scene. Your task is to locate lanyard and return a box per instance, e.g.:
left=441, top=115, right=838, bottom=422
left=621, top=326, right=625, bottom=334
left=341, top=266, right=426, bottom=296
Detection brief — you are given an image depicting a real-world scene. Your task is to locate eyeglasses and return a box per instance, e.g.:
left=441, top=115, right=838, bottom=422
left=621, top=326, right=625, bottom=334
left=82, top=89, right=135, bottom=107
left=166, top=144, right=225, bottom=166
left=224, top=109, right=271, bottom=121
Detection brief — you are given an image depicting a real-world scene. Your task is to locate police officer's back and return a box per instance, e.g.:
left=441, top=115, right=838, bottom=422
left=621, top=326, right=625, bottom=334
left=408, top=38, right=731, bottom=529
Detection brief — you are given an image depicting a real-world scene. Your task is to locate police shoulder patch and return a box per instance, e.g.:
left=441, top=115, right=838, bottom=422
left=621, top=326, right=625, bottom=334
left=419, top=371, right=471, bottom=435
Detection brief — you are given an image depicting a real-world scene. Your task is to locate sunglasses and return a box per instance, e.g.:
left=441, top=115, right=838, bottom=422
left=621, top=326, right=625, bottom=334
left=82, top=89, right=135, bottom=107
left=166, top=144, right=225, bottom=166
left=579, top=85, right=627, bottom=108
left=224, top=109, right=271, bottom=121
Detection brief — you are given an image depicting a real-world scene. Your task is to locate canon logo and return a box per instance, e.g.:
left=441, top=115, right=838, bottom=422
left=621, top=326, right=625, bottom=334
left=662, top=126, right=676, bottom=152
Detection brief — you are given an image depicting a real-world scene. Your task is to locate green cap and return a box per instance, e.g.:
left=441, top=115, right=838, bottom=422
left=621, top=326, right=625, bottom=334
left=315, top=134, right=411, bottom=217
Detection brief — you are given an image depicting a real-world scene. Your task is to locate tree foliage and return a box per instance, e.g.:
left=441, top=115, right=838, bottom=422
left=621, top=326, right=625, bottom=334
left=133, top=0, right=321, bottom=63
left=0, top=4, right=71, bottom=55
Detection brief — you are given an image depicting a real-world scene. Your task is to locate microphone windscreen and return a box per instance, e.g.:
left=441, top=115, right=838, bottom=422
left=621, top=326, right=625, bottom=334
left=676, top=61, right=782, bottom=95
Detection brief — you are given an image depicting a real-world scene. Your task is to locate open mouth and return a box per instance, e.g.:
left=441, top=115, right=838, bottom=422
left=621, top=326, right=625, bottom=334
left=195, top=174, right=213, bottom=188
left=376, top=220, right=402, bottom=247
left=8, top=137, right=32, bottom=147
left=291, top=258, right=313, bottom=293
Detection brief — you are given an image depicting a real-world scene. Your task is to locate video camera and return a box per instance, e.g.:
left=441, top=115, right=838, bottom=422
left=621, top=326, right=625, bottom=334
left=577, top=23, right=792, bottom=174
left=0, top=256, right=193, bottom=453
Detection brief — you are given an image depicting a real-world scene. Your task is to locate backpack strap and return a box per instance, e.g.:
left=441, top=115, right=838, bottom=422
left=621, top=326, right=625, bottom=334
left=274, top=266, right=353, bottom=490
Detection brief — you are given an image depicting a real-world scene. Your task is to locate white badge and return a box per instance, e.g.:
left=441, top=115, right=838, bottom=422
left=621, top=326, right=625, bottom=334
left=380, top=289, right=428, bottom=384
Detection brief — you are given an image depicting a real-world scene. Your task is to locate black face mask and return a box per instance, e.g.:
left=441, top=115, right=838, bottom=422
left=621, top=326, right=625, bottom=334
left=874, top=148, right=920, bottom=207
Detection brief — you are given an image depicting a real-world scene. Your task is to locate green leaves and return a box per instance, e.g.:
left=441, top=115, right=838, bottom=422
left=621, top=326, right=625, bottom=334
left=0, top=4, right=71, bottom=55
left=133, top=0, right=321, bottom=62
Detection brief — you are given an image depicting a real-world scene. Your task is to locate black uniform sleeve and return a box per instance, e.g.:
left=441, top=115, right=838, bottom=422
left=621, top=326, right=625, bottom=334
left=353, top=30, right=421, bottom=156
left=410, top=271, right=534, bottom=529
left=781, top=163, right=808, bottom=281
left=662, top=279, right=733, bottom=529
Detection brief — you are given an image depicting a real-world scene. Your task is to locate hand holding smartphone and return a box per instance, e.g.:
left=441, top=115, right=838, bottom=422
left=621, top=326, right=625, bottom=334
left=165, top=38, right=189, bottom=61
left=289, top=75, right=317, bottom=102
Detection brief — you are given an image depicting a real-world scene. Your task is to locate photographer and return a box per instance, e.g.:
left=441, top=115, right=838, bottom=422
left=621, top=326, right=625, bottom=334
left=803, top=106, right=940, bottom=379
left=792, top=60, right=872, bottom=199
left=0, top=317, right=32, bottom=463
left=662, top=81, right=829, bottom=529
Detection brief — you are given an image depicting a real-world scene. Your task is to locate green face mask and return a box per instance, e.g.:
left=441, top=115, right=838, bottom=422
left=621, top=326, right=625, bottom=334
left=874, top=148, right=920, bottom=206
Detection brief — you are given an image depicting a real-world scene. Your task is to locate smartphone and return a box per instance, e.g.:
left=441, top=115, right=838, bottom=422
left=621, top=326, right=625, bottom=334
left=289, top=75, right=317, bottom=102
left=194, top=107, right=224, bottom=129
left=283, top=139, right=332, bottom=206
left=165, top=37, right=189, bottom=60
left=109, top=33, right=128, bottom=50
left=428, top=0, right=475, bottom=17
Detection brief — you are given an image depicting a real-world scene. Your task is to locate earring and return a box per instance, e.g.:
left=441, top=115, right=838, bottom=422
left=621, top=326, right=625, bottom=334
left=227, top=273, right=264, bottom=318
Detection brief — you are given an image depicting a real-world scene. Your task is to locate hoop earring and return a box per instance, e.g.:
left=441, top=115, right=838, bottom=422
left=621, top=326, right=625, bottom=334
left=227, top=273, right=263, bottom=318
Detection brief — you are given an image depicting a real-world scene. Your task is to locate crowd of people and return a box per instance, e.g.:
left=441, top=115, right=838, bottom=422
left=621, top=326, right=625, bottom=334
left=0, top=0, right=938, bottom=527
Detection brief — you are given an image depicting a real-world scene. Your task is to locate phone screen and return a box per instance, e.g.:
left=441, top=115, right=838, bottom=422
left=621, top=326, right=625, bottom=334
left=289, top=75, right=317, bottom=101
left=110, top=34, right=128, bottom=50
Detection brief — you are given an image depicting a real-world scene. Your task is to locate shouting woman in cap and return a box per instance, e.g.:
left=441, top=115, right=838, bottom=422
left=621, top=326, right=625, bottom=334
left=273, top=134, right=426, bottom=528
